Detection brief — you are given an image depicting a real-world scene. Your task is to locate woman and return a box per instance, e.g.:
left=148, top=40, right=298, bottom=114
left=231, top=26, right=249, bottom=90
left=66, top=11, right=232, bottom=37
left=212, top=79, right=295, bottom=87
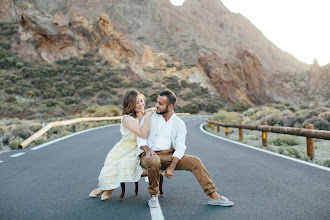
left=89, top=89, right=156, bottom=200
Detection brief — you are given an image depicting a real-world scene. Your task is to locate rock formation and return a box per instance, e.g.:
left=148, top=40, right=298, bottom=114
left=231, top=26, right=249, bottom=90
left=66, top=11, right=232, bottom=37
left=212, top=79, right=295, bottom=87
left=15, top=6, right=133, bottom=66
left=1, top=0, right=328, bottom=105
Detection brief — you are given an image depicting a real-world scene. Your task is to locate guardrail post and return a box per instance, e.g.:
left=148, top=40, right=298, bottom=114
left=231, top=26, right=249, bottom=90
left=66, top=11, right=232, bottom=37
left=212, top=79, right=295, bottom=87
left=217, top=125, right=220, bottom=133
left=99, top=121, right=101, bottom=126
left=261, top=122, right=267, bottom=146
left=239, top=123, right=243, bottom=141
left=225, top=127, right=229, bottom=136
left=211, top=123, right=214, bottom=130
left=43, top=133, right=46, bottom=142
left=306, top=124, right=314, bottom=159
left=208, top=122, right=211, bottom=128
left=109, top=120, right=111, bottom=125
left=88, top=121, right=91, bottom=128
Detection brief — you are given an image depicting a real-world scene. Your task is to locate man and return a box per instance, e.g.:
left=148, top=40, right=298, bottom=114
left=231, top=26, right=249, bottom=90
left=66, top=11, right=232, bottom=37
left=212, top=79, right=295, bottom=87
left=137, top=89, right=234, bottom=208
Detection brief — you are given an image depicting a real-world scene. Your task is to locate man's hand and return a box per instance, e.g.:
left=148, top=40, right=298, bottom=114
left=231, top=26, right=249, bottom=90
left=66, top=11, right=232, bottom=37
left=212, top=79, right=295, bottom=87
left=146, top=149, right=157, bottom=158
left=164, top=166, right=174, bottom=179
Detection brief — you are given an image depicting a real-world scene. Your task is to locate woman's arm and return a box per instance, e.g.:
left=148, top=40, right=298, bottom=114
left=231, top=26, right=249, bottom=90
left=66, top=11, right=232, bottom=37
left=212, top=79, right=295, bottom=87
left=122, top=110, right=155, bottom=138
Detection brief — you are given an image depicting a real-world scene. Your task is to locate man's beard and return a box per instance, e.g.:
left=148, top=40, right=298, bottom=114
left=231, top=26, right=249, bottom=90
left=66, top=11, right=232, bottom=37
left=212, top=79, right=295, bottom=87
left=156, top=105, right=168, bottom=115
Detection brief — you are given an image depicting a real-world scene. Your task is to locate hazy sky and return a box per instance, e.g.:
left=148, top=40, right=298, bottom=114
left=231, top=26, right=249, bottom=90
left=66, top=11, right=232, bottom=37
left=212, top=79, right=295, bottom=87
left=170, top=0, right=330, bottom=66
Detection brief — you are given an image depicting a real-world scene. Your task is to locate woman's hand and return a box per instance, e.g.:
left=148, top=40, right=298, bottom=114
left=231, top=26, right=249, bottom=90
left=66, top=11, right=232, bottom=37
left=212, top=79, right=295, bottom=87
left=144, top=107, right=157, bottom=116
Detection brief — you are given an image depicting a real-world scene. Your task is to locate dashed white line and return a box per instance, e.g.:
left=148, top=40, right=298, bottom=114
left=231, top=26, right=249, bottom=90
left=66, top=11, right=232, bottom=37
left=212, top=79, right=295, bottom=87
left=150, top=205, right=165, bottom=220
left=10, top=153, right=25, bottom=158
left=200, top=123, right=330, bottom=172
left=0, top=160, right=3, bottom=163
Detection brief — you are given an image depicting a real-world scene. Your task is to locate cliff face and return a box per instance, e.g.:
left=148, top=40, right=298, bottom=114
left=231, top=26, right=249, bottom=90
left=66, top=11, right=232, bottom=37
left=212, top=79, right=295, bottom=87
left=14, top=4, right=133, bottom=66
left=1, top=0, right=327, bottom=105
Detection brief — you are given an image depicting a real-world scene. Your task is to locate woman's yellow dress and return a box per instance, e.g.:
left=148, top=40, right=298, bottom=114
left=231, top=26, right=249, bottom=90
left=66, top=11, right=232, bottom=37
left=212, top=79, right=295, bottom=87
left=98, top=115, right=143, bottom=190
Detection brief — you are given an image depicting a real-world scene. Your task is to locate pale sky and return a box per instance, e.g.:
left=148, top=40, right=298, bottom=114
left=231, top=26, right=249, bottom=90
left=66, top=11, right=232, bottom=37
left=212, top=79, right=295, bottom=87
left=170, top=0, right=330, bottom=66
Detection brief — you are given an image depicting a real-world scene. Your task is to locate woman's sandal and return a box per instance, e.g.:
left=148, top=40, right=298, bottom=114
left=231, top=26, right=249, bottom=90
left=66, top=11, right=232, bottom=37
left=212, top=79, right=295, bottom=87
left=101, top=190, right=114, bottom=201
left=89, top=189, right=104, bottom=198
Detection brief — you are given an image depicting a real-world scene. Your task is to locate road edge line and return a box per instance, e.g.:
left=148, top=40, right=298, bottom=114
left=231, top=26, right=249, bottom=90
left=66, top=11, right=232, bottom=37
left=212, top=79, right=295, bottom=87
left=31, top=124, right=120, bottom=150
left=200, top=123, right=330, bottom=172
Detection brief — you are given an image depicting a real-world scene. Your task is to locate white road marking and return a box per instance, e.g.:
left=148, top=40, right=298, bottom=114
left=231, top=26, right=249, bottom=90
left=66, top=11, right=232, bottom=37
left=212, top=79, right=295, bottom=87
left=150, top=204, right=165, bottom=220
left=0, top=160, right=3, bottom=163
left=200, top=123, right=330, bottom=172
left=31, top=124, right=120, bottom=151
left=145, top=177, right=149, bottom=182
left=10, top=153, right=25, bottom=158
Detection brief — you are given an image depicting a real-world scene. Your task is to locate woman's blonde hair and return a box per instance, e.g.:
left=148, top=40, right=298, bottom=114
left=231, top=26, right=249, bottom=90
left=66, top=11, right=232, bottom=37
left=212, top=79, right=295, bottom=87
left=122, top=89, right=145, bottom=118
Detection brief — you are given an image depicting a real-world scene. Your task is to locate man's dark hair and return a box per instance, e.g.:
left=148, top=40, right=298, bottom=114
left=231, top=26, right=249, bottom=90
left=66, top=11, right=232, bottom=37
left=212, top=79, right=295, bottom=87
left=159, top=89, right=177, bottom=107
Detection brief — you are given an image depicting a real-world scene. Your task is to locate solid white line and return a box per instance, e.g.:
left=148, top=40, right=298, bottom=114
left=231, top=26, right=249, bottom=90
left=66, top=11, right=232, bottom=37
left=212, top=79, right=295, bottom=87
left=31, top=124, right=120, bottom=151
left=200, top=123, right=330, bottom=172
left=150, top=205, right=165, bottom=220
left=10, top=152, right=26, bottom=158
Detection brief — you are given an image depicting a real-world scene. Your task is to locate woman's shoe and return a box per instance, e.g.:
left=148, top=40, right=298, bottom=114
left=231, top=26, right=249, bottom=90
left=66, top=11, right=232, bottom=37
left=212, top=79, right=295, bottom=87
left=101, top=190, right=114, bottom=201
left=89, top=189, right=103, bottom=198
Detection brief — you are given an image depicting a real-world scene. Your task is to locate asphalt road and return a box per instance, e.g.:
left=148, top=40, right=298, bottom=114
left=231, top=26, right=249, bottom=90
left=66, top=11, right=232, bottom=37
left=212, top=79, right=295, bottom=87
left=0, top=116, right=329, bottom=220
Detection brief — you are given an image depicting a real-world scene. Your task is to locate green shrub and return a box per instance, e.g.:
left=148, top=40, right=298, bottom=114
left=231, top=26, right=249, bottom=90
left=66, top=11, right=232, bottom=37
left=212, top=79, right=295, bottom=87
left=213, top=110, right=241, bottom=123
left=269, top=135, right=300, bottom=146
left=205, top=103, right=219, bottom=113
left=181, top=103, right=200, bottom=114
left=41, top=99, right=59, bottom=107
left=9, top=136, right=23, bottom=149
left=285, top=147, right=301, bottom=158
left=323, top=160, right=330, bottom=168
left=81, top=105, right=121, bottom=117
left=277, top=147, right=285, bottom=154
left=225, top=104, right=251, bottom=112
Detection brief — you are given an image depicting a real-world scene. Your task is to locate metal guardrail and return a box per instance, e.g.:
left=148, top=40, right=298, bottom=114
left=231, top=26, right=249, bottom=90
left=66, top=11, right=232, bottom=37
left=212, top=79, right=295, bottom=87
left=19, top=113, right=191, bottom=149
left=206, top=119, right=330, bottom=159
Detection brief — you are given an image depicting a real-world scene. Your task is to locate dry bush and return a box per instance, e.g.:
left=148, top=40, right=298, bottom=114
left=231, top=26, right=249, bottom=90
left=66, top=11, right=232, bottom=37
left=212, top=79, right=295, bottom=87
left=213, top=110, right=242, bottom=123
left=80, top=105, right=121, bottom=117
left=269, top=135, right=300, bottom=146
left=318, top=111, right=330, bottom=122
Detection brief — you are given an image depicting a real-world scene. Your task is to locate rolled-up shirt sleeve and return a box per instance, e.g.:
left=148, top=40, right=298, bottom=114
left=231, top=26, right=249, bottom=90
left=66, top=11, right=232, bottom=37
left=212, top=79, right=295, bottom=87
left=172, top=120, right=187, bottom=159
left=136, top=116, right=148, bottom=152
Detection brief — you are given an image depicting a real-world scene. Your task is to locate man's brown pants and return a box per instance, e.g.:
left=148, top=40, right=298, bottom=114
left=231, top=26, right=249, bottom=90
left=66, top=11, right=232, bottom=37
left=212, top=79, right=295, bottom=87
left=140, top=149, right=217, bottom=196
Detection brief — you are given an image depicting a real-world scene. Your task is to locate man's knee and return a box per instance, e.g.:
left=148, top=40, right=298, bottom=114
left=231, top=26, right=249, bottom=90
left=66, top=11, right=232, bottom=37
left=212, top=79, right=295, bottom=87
left=190, top=156, right=202, bottom=168
left=147, top=155, right=161, bottom=167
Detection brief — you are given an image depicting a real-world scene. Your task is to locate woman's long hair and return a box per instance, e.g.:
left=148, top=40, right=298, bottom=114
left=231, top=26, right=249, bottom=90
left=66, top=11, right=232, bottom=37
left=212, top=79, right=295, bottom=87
left=122, top=89, right=145, bottom=118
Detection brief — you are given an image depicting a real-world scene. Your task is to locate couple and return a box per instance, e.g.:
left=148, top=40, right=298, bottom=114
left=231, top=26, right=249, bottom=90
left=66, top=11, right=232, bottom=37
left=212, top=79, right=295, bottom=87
left=89, top=89, right=234, bottom=207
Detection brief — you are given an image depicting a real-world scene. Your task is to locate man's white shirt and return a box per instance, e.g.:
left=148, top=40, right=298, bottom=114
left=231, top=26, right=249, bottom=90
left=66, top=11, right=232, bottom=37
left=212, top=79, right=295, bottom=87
left=137, top=113, right=187, bottom=159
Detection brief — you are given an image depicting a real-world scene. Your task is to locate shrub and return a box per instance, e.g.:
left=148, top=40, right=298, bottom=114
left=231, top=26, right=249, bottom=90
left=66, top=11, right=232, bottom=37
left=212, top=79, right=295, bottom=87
left=278, top=147, right=285, bottom=154
left=283, top=116, right=296, bottom=127
left=225, top=104, right=251, bottom=113
left=269, top=135, right=300, bottom=146
left=286, top=147, right=301, bottom=158
left=318, top=111, right=330, bottom=122
left=81, top=105, right=121, bottom=117
left=41, top=99, right=59, bottom=107
left=181, top=103, right=200, bottom=114
left=265, top=113, right=283, bottom=126
left=205, top=103, right=219, bottom=113
left=213, top=110, right=241, bottom=123
left=323, top=160, right=330, bottom=168
left=302, top=116, right=330, bottom=130
left=9, top=136, right=23, bottom=149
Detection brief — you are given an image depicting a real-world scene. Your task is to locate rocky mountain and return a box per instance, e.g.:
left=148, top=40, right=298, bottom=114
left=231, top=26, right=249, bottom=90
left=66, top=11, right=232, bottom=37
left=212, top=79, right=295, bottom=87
left=0, top=0, right=328, bottom=106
